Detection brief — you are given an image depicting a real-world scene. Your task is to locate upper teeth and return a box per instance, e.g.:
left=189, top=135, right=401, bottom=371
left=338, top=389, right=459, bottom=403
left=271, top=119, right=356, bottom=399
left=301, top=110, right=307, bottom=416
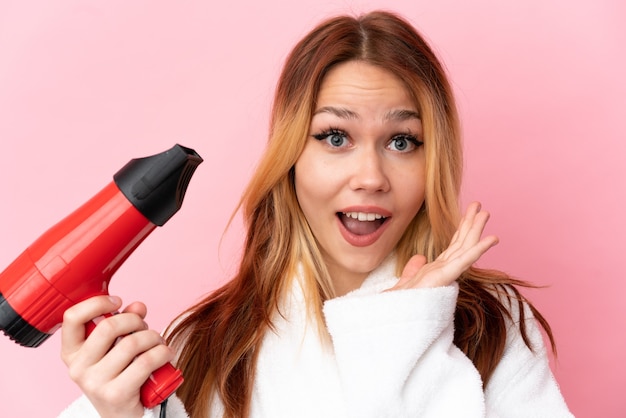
left=343, top=212, right=384, bottom=221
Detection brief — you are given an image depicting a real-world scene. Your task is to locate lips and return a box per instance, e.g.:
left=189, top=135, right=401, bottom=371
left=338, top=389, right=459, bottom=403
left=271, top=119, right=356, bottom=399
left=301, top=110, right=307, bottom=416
left=337, top=209, right=390, bottom=247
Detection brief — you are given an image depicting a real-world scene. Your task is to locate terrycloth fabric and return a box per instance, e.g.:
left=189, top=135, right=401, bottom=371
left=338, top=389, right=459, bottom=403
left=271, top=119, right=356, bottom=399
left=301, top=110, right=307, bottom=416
left=57, top=393, right=187, bottom=418
left=59, top=258, right=573, bottom=417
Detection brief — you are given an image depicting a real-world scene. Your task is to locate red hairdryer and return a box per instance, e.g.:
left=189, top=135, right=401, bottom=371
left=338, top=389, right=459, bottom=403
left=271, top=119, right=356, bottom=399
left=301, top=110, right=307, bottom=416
left=0, top=144, right=203, bottom=408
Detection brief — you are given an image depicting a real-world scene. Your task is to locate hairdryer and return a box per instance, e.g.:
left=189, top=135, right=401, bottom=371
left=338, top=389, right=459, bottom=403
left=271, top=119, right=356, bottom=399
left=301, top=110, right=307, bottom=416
left=0, top=144, right=203, bottom=408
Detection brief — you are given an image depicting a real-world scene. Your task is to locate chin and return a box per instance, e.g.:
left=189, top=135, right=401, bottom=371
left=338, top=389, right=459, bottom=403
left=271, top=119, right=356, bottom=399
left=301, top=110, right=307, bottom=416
left=344, top=253, right=387, bottom=275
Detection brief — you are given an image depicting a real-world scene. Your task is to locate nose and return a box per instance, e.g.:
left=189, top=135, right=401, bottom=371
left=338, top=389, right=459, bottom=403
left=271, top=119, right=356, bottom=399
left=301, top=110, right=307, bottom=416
left=348, top=147, right=390, bottom=193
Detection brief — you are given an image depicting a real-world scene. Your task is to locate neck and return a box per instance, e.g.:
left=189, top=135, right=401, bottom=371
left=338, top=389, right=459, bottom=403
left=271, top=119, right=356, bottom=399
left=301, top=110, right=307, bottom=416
left=328, top=269, right=368, bottom=297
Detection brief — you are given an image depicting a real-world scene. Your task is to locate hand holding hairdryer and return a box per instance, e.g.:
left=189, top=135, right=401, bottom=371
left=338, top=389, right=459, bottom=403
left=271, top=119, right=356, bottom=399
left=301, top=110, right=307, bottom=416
left=0, top=144, right=203, bottom=408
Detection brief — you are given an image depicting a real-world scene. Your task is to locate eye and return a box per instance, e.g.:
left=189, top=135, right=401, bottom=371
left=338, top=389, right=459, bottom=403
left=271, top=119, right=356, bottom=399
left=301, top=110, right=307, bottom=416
left=388, top=134, right=423, bottom=152
left=312, top=128, right=349, bottom=148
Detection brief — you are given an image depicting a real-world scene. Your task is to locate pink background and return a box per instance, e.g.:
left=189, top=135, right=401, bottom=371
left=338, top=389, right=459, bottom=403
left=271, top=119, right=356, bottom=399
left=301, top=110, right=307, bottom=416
left=1, top=1, right=624, bottom=416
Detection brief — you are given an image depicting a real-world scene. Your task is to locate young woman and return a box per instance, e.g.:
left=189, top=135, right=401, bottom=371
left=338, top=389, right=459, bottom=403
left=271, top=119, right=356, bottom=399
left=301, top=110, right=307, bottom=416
left=59, top=11, right=573, bottom=418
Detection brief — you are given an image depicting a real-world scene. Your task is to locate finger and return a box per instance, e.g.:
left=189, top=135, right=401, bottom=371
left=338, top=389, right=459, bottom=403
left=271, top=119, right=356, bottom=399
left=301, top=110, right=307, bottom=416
left=95, top=329, right=168, bottom=381
left=459, top=209, right=492, bottom=250
left=446, top=202, right=481, bottom=252
left=445, top=234, right=499, bottom=276
left=79, top=312, right=149, bottom=365
left=447, top=203, right=496, bottom=260
left=61, top=295, right=123, bottom=361
left=114, top=343, right=175, bottom=401
left=393, top=254, right=427, bottom=289
left=122, top=301, right=148, bottom=319
left=420, top=233, right=498, bottom=289
left=74, top=340, right=173, bottom=417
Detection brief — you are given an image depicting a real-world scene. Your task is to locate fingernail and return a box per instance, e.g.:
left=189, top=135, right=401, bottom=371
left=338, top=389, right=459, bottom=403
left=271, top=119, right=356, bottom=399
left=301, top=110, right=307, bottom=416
left=109, top=296, right=122, bottom=305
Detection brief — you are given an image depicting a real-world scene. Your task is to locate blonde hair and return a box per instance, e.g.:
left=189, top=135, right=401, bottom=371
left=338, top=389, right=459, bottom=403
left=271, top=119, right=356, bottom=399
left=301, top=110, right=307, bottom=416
left=167, top=11, right=555, bottom=418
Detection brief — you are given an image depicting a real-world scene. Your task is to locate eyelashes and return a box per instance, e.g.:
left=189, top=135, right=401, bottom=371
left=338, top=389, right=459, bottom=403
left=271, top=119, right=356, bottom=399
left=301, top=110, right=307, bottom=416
left=312, top=127, right=423, bottom=151
left=390, top=134, right=423, bottom=151
left=312, top=128, right=348, bottom=147
left=312, top=127, right=344, bottom=140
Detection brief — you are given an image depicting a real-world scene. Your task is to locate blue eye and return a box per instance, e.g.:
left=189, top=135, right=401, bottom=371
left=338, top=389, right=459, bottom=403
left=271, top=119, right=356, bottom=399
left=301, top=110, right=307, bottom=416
left=312, top=129, right=348, bottom=147
left=389, top=134, right=423, bottom=152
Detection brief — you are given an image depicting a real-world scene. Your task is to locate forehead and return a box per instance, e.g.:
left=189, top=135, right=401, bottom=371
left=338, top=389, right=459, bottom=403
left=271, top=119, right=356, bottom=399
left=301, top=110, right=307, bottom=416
left=316, top=61, right=416, bottom=111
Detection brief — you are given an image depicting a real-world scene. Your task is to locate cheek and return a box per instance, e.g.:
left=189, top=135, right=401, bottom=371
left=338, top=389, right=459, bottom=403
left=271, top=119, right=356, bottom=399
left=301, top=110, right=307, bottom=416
left=393, top=164, right=427, bottom=215
left=294, top=150, right=339, bottom=209
left=392, top=156, right=426, bottom=189
left=408, top=172, right=426, bottom=201
left=294, top=158, right=324, bottom=220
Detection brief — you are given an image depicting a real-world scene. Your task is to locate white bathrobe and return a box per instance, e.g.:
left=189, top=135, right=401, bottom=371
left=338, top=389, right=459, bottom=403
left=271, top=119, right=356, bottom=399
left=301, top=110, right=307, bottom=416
left=59, top=258, right=573, bottom=417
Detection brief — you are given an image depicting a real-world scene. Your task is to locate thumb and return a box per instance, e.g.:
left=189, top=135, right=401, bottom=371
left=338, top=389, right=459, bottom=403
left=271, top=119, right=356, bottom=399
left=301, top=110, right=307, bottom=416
left=396, top=254, right=427, bottom=287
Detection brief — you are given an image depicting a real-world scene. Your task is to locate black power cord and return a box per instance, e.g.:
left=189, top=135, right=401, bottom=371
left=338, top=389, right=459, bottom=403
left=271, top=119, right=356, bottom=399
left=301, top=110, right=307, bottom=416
left=159, top=398, right=168, bottom=418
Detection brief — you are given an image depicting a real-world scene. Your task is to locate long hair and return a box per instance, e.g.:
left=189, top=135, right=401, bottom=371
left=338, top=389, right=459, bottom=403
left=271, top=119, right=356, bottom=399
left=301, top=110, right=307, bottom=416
left=166, top=11, right=555, bottom=418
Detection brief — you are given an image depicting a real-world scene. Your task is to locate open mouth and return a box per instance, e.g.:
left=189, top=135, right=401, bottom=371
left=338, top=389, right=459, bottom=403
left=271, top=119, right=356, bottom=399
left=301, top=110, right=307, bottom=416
left=337, top=211, right=389, bottom=236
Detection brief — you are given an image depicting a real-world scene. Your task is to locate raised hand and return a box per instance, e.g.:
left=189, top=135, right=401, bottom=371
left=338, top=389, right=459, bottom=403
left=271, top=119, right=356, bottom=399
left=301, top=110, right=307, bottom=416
left=60, top=296, right=174, bottom=418
left=391, top=202, right=499, bottom=290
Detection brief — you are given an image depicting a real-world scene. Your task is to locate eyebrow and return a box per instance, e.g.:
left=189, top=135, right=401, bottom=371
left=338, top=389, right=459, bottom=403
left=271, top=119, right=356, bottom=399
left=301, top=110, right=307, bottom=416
left=313, top=106, right=420, bottom=120
left=313, top=106, right=359, bottom=119
left=384, top=109, right=421, bottom=121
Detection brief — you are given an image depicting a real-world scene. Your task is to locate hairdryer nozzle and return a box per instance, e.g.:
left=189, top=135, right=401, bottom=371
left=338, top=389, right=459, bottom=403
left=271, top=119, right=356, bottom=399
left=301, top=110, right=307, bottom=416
left=114, top=144, right=204, bottom=226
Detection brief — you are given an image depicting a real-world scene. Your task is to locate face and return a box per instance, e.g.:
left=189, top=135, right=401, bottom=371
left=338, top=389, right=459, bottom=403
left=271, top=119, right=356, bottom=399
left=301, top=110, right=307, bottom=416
left=294, top=60, right=426, bottom=295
